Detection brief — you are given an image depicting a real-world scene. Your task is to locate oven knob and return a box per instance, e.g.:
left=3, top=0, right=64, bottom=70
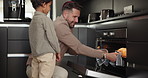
left=110, top=32, right=115, bottom=36
left=127, top=62, right=129, bottom=67
left=133, top=63, right=136, bottom=68
left=103, top=32, right=108, bottom=36
left=78, top=75, right=83, bottom=78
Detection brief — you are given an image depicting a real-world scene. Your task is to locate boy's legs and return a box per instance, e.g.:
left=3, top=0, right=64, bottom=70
left=31, top=56, right=39, bottom=78
left=38, top=53, right=56, bottom=78
left=31, top=53, right=56, bottom=78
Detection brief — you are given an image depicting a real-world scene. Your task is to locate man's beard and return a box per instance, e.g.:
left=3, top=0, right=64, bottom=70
left=69, top=25, right=74, bottom=28
left=68, top=22, right=75, bottom=28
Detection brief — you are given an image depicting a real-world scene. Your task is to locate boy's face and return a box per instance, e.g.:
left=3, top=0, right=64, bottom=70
left=43, top=1, right=52, bottom=14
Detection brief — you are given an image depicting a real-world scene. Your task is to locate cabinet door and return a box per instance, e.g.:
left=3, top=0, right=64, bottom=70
left=0, top=27, right=7, bottom=78
left=8, top=41, right=31, bottom=53
left=78, top=28, right=96, bottom=67
left=73, top=28, right=79, bottom=39
left=8, top=27, right=29, bottom=40
left=8, top=57, right=28, bottom=78
left=8, top=27, right=31, bottom=53
left=127, top=19, right=148, bottom=42
left=127, top=42, right=148, bottom=67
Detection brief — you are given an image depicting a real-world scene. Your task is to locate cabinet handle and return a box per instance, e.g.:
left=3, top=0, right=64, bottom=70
left=103, top=32, right=108, bottom=36
left=7, top=54, right=30, bottom=57
left=109, top=32, right=115, bottom=36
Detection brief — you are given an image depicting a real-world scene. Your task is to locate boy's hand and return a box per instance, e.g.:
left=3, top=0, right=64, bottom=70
left=56, top=53, right=61, bottom=62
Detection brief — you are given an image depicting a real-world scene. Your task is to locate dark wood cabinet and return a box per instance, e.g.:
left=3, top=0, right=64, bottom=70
left=7, top=27, right=30, bottom=78
left=76, top=27, right=96, bottom=67
left=0, top=26, right=30, bottom=78
left=8, top=27, right=29, bottom=39
left=127, top=42, right=148, bottom=66
left=127, top=19, right=148, bottom=42
left=127, top=16, right=148, bottom=77
left=127, top=17, right=148, bottom=66
left=0, top=27, right=7, bottom=78
left=7, top=57, right=28, bottom=78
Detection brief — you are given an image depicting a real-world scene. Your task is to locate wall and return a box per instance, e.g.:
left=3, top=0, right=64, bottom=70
left=25, top=0, right=35, bottom=18
left=75, top=0, right=112, bottom=23
left=26, top=0, right=72, bottom=19
left=0, top=0, right=3, bottom=22
left=114, top=0, right=148, bottom=14
left=56, top=0, right=70, bottom=17
left=80, top=0, right=112, bottom=16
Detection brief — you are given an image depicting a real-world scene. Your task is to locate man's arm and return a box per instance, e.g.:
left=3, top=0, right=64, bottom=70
left=66, top=48, right=77, bottom=55
left=55, top=22, right=105, bottom=59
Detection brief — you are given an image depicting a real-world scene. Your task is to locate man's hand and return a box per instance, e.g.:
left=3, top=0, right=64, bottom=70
left=106, top=52, right=118, bottom=62
left=56, top=53, right=61, bottom=62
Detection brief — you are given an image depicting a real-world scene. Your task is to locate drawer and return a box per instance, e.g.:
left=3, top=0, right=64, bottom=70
left=8, top=41, right=31, bottom=53
left=8, top=27, right=29, bottom=39
left=0, top=53, right=7, bottom=78
left=8, top=57, right=28, bottom=78
left=127, top=42, right=148, bottom=66
left=127, top=19, right=148, bottom=42
left=0, top=27, right=7, bottom=52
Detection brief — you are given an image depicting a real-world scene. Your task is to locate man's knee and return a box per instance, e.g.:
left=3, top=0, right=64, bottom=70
left=52, top=66, right=68, bottom=78
left=26, top=65, right=68, bottom=78
left=26, top=65, right=32, bottom=78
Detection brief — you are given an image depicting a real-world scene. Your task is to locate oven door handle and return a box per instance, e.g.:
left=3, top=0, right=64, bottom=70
left=85, top=69, right=121, bottom=78
left=96, top=38, right=105, bottom=49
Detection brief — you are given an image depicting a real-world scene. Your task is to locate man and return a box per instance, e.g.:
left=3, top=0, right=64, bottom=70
left=54, top=1, right=117, bottom=61
left=26, top=1, right=117, bottom=78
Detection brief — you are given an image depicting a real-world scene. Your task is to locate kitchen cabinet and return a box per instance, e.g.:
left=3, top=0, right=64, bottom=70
left=8, top=27, right=30, bottom=54
left=69, top=27, right=97, bottom=67
left=127, top=16, right=148, bottom=77
left=127, top=19, right=148, bottom=42
left=127, top=17, right=148, bottom=66
left=62, top=27, right=96, bottom=65
left=0, top=25, right=30, bottom=78
left=7, top=57, right=28, bottom=78
left=77, top=27, right=96, bottom=67
left=7, top=27, right=30, bottom=78
left=73, top=28, right=79, bottom=39
left=8, top=27, right=29, bottom=40
left=0, top=27, right=7, bottom=78
left=127, top=42, right=148, bottom=66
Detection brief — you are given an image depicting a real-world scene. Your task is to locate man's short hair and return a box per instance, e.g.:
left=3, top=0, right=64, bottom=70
left=62, top=1, right=82, bottom=12
left=30, top=0, right=52, bottom=9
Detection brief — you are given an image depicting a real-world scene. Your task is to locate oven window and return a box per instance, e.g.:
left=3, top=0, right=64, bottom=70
left=96, top=38, right=126, bottom=52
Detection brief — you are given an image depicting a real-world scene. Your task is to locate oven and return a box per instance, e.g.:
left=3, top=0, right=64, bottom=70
left=67, top=27, right=127, bottom=78
left=94, top=28, right=127, bottom=77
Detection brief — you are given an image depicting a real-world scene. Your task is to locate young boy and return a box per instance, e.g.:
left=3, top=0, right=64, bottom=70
left=29, top=0, right=61, bottom=78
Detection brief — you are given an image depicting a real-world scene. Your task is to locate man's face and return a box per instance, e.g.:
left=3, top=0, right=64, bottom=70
left=65, top=8, right=80, bottom=28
